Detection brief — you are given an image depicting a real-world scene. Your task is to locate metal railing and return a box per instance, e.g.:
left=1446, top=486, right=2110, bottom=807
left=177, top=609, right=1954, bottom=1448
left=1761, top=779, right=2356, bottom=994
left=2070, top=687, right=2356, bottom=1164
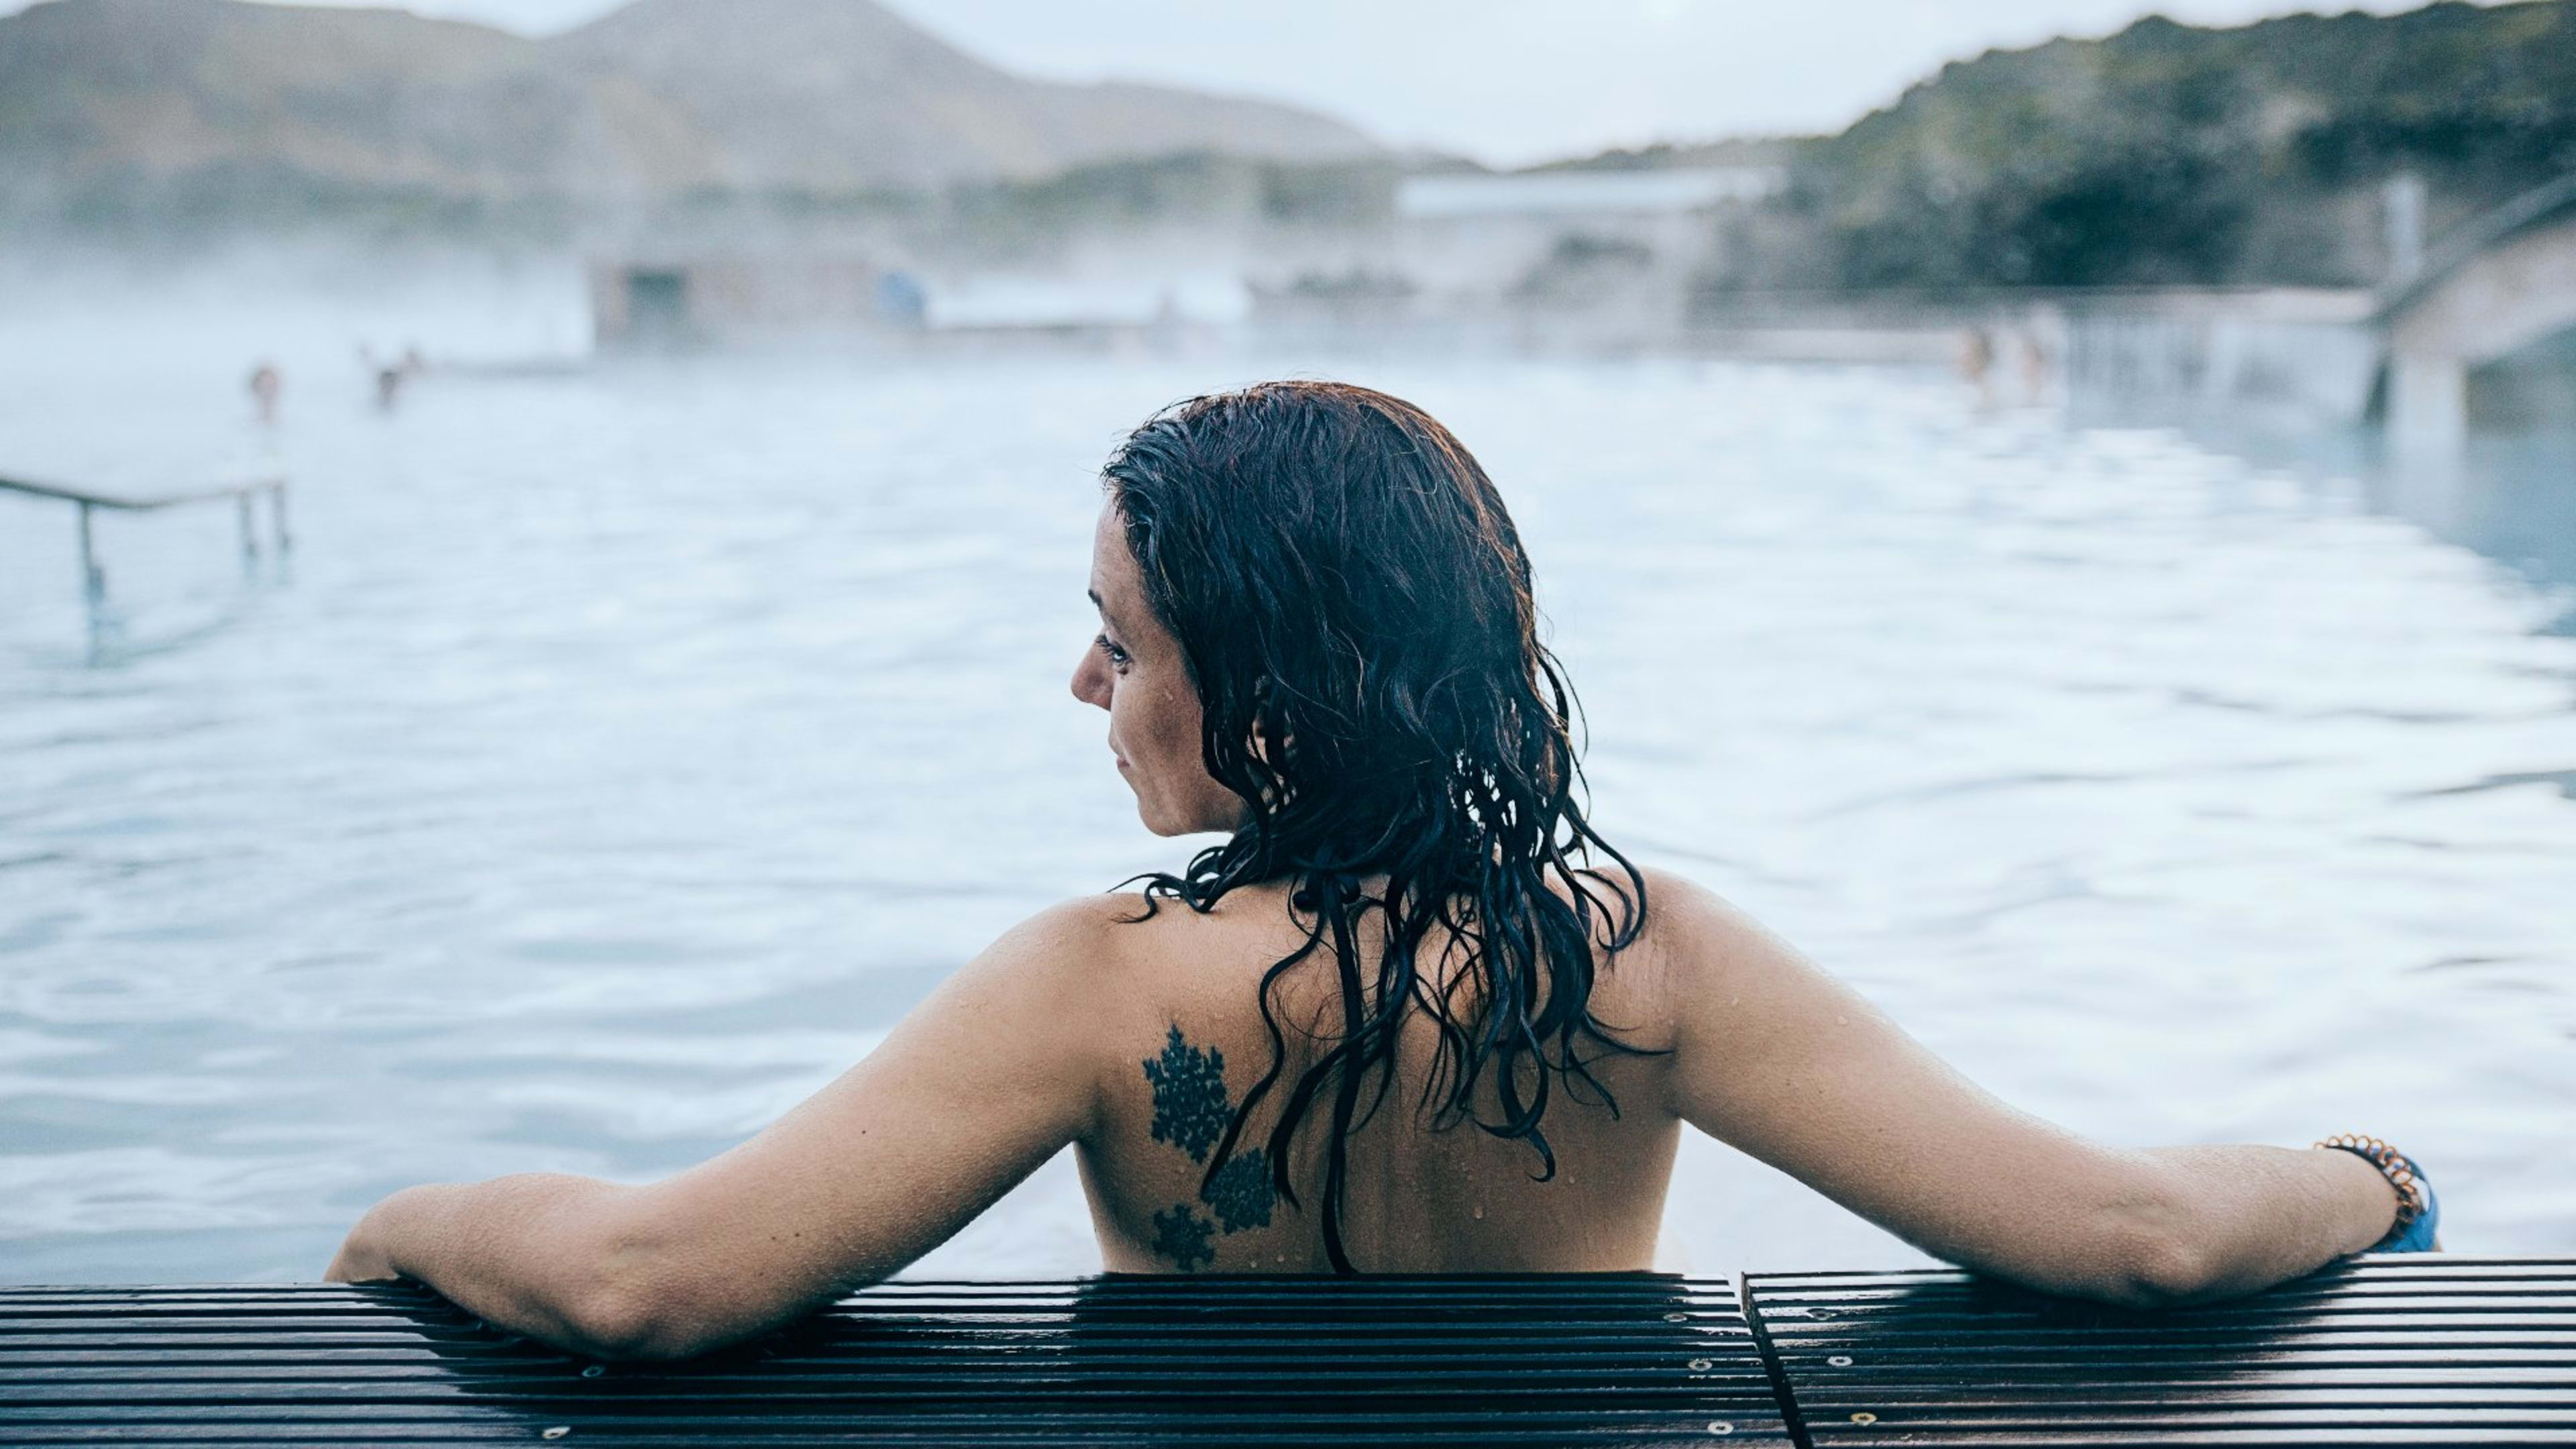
left=1, top=470, right=290, bottom=612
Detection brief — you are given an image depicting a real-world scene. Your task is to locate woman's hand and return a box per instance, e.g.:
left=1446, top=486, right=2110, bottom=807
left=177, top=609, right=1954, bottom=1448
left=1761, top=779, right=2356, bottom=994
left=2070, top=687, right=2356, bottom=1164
left=323, top=1232, right=397, bottom=1283
left=323, top=1186, right=433, bottom=1284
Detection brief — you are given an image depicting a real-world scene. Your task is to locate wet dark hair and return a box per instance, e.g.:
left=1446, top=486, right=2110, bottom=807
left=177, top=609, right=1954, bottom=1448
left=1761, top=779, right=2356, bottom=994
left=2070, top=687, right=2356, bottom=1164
left=1104, top=380, right=1650, bottom=1273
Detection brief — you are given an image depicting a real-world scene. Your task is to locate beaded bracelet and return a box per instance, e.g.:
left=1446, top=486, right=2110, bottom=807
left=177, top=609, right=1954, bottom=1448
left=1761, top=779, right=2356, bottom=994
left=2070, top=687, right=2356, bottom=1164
left=2314, top=1133, right=2438, bottom=1252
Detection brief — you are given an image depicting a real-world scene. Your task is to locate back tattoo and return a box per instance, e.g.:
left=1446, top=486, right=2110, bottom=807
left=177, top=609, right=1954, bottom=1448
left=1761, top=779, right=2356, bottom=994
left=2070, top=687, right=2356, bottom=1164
left=1141, top=1025, right=1278, bottom=1269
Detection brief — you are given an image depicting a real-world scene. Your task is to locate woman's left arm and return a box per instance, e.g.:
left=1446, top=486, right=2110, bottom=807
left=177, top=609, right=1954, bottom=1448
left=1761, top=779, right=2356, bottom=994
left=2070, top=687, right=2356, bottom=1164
left=325, top=898, right=1121, bottom=1360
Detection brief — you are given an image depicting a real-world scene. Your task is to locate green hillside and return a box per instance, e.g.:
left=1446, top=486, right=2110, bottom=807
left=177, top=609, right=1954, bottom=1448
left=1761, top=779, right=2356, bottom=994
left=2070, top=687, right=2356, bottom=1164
left=1768, top=0, right=2576, bottom=288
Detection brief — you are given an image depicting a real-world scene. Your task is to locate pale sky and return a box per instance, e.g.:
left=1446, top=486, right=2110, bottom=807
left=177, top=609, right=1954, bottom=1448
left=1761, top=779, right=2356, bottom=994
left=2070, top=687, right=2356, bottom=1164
left=6, top=0, right=2496, bottom=164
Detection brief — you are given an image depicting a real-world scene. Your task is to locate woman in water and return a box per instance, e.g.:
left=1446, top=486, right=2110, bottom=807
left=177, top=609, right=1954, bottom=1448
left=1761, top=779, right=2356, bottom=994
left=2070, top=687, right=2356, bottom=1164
left=328, top=381, right=2434, bottom=1361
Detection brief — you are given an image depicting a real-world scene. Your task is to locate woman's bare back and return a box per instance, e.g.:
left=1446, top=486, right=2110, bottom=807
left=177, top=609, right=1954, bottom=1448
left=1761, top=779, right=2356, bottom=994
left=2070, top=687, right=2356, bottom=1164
left=1073, top=877, right=1683, bottom=1273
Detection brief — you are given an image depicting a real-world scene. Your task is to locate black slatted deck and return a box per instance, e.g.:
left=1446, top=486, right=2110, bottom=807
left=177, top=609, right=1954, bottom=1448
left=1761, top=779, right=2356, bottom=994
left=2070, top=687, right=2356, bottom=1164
left=5, top=1258, right=2571, bottom=1446
left=0, top=1275, right=1788, bottom=1446
left=1748, top=1255, right=2576, bottom=1446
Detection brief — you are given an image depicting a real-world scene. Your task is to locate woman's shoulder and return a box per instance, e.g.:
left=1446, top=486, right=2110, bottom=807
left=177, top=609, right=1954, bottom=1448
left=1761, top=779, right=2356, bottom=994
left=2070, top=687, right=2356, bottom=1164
left=971, top=885, right=1289, bottom=990
left=970, top=890, right=1172, bottom=983
left=1580, top=862, right=1807, bottom=1006
left=1575, top=862, right=1754, bottom=951
left=1637, top=863, right=1765, bottom=932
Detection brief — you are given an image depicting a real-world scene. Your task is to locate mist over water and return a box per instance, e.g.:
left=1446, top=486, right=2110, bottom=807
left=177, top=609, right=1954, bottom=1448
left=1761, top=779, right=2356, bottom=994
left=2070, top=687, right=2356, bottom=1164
left=2, top=262, right=2571, bottom=1284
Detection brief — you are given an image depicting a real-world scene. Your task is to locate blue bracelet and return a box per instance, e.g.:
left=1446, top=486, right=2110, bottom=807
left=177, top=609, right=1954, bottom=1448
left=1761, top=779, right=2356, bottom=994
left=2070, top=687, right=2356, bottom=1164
left=2316, top=1134, right=2438, bottom=1253
left=2383, top=1159, right=2439, bottom=1252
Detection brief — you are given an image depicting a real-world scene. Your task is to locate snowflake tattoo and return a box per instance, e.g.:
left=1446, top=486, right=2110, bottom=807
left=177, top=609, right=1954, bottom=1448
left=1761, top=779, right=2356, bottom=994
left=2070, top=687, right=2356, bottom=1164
left=1150, top=1204, right=1216, bottom=1271
left=1201, top=1148, right=1275, bottom=1233
left=1142, top=1026, right=1280, bottom=1258
left=1143, top=1025, right=1230, bottom=1164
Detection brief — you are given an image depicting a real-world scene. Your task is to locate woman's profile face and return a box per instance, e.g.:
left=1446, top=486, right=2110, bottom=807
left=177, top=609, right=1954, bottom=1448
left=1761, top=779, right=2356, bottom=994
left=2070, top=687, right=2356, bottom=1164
left=1072, top=502, right=1246, bottom=838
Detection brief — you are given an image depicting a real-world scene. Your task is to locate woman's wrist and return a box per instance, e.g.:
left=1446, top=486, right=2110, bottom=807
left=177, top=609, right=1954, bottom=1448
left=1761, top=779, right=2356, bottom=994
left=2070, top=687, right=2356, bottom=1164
left=2313, top=1134, right=2438, bottom=1253
left=2310, top=1144, right=2403, bottom=1252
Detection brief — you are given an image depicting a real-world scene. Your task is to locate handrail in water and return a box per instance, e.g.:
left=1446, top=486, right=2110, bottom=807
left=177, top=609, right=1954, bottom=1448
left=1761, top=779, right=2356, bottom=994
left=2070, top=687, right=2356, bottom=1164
left=0, top=472, right=284, bottom=512
left=0, top=470, right=291, bottom=646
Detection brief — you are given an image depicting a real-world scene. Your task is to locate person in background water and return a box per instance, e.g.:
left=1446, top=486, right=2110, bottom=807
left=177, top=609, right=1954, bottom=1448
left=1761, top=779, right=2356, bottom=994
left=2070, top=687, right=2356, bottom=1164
left=328, top=380, right=2438, bottom=1361
left=1957, top=325, right=1996, bottom=409
left=247, top=362, right=281, bottom=427
left=362, top=345, right=425, bottom=412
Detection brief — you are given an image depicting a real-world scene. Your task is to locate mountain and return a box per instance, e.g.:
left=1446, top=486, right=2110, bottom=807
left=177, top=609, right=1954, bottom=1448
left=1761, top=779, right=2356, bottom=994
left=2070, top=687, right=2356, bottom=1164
left=550, top=0, right=1376, bottom=192
left=0, top=0, right=1378, bottom=229
left=0, top=0, right=716, bottom=215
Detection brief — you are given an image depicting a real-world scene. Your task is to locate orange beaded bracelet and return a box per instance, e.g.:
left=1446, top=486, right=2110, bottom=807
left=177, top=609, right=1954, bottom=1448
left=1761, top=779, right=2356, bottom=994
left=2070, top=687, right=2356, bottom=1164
left=2314, top=1133, right=2430, bottom=1247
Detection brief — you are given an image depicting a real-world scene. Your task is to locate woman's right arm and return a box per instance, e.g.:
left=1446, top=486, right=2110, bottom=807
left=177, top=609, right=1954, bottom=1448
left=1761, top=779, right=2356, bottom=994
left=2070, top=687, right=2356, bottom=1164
left=325, top=897, right=1120, bottom=1358
left=1645, top=869, right=2406, bottom=1307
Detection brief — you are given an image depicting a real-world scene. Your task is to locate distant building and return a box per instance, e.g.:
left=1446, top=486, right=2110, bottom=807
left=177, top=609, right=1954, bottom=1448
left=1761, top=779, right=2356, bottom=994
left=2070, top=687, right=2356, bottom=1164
left=588, top=253, right=926, bottom=350
left=922, top=275, right=1246, bottom=333
left=1252, top=166, right=1783, bottom=350
left=1391, top=168, right=1782, bottom=299
left=1393, top=168, right=1784, bottom=221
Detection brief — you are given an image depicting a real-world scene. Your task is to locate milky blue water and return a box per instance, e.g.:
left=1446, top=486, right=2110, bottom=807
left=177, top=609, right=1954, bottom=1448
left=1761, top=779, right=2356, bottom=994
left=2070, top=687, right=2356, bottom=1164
left=3, top=261, right=2571, bottom=1284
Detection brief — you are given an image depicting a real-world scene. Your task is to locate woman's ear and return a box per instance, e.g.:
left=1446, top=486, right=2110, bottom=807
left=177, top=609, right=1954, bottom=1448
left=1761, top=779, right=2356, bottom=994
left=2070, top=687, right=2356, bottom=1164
left=1244, top=684, right=1297, bottom=811
left=1246, top=678, right=1290, bottom=764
